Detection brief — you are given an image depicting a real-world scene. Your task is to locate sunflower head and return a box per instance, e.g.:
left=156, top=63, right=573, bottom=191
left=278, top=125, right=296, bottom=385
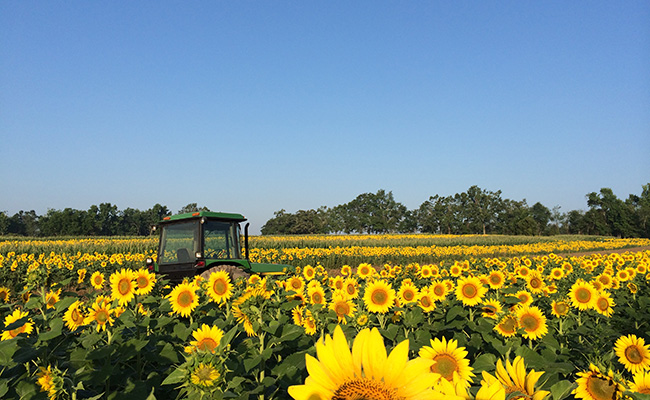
left=614, top=334, right=650, bottom=374
left=288, top=325, right=442, bottom=400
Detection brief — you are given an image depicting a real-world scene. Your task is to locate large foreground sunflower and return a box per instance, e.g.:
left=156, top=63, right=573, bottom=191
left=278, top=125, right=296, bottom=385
left=288, top=325, right=444, bottom=400
left=481, top=356, right=549, bottom=400
left=614, top=334, right=650, bottom=374
left=418, top=337, right=475, bottom=387
left=629, top=370, right=650, bottom=394
left=573, top=364, right=624, bottom=400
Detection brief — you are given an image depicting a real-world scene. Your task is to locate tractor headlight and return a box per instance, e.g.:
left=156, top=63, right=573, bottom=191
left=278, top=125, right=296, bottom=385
left=195, top=251, right=203, bottom=259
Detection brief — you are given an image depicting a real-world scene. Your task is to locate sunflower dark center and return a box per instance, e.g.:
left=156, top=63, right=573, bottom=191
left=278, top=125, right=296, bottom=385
left=520, top=314, right=539, bottom=331
left=371, top=289, right=388, bottom=305
left=462, top=284, right=478, bottom=298
left=335, top=302, right=350, bottom=316
left=432, top=354, right=458, bottom=381
left=178, top=291, right=193, bottom=307
left=213, top=279, right=227, bottom=295
left=576, top=288, right=592, bottom=303
left=198, top=338, right=218, bottom=352
left=118, top=279, right=131, bottom=295
left=137, top=277, right=148, bottom=288
left=625, top=345, right=643, bottom=364
left=586, top=375, right=617, bottom=400
left=332, top=378, right=402, bottom=400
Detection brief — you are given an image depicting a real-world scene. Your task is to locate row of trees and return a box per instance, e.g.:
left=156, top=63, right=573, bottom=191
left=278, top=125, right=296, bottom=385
left=2, top=186, right=649, bottom=238
left=260, top=185, right=650, bottom=238
left=0, top=203, right=210, bottom=237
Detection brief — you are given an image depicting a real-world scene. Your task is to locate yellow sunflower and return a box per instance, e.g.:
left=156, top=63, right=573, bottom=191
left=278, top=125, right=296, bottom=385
left=288, top=325, right=443, bottom=400
left=514, top=290, right=534, bottom=307
left=63, top=300, right=86, bottom=331
left=494, top=314, right=518, bottom=338
left=185, top=324, right=224, bottom=354
left=329, top=276, right=345, bottom=291
left=481, top=299, right=503, bottom=320
left=430, top=280, right=449, bottom=301
left=292, top=305, right=305, bottom=326
left=0, top=286, right=10, bottom=303
left=525, top=272, right=546, bottom=294
left=77, top=268, right=87, bottom=284
left=397, top=281, right=420, bottom=305
left=37, top=365, right=65, bottom=400
left=549, top=267, right=564, bottom=281
left=614, top=334, right=650, bottom=374
left=455, top=276, right=487, bottom=307
left=302, top=310, right=317, bottom=335
left=629, top=370, right=650, bottom=394
left=363, top=279, right=396, bottom=314
left=551, top=300, right=570, bottom=318
left=573, top=364, right=624, bottom=400
left=593, top=291, right=615, bottom=317
left=356, top=263, right=375, bottom=279
left=418, top=291, right=437, bottom=312
left=190, top=362, right=221, bottom=387
left=482, top=356, right=549, bottom=400
left=134, top=268, right=156, bottom=295
left=110, top=268, right=137, bottom=306
left=343, top=278, right=359, bottom=299
left=303, top=265, right=316, bottom=281
left=340, top=265, right=352, bottom=276
left=84, top=301, right=114, bottom=332
left=206, top=270, right=233, bottom=304
left=419, top=336, right=475, bottom=387
left=167, top=282, right=199, bottom=317
left=487, top=271, right=506, bottom=289
left=1, top=309, right=34, bottom=341
left=515, top=305, right=548, bottom=340
left=569, top=281, right=597, bottom=311
left=45, top=289, right=61, bottom=309
left=329, top=292, right=356, bottom=324
left=308, top=285, right=326, bottom=305
left=90, top=271, right=105, bottom=290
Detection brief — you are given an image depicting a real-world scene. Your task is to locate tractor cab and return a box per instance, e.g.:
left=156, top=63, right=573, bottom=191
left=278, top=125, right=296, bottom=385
left=147, top=211, right=286, bottom=283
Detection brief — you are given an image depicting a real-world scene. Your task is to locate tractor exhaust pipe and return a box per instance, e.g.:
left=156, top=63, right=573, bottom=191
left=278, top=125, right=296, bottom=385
left=244, top=223, right=250, bottom=261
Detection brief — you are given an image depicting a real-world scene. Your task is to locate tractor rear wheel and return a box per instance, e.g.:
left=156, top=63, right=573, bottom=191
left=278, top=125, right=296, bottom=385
left=200, top=264, right=250, bottom=282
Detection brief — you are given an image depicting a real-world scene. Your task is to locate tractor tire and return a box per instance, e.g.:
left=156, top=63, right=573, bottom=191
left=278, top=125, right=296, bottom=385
left=200, top=264, right=250, bottom=282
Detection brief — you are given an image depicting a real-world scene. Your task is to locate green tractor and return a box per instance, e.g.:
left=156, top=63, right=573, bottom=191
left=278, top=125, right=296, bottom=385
left=146, top=211, right=288, bottom=283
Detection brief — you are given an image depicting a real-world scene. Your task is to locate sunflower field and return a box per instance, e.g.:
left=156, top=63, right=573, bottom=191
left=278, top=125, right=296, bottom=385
left=0, top=235, right=649, bottom=400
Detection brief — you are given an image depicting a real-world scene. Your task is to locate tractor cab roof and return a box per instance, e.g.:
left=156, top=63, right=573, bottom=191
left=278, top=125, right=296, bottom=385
left=161, top=211, right=247, bottom=223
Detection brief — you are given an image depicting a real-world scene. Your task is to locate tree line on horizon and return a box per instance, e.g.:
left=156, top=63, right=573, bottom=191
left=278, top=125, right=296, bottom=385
left=261, top=185, right=650, bottom=238
left=1, top=185, right=648, bottom=238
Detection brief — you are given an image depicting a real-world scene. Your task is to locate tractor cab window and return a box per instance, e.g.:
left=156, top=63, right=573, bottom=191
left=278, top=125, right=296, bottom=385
left=204, top=220, right=240, bottom=259
left=159, top=221, right=199, bottom=264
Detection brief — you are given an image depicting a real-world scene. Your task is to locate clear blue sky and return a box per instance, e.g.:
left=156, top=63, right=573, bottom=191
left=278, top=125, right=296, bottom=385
left=1, top=2, right=649, bottom=234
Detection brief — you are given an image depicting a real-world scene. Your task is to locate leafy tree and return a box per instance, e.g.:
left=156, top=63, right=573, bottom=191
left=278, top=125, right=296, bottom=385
left=586, top=188, right=637, bottom=237
left=495, top=199, right=535, bottom=235
left=0, top=211, right=9, bottom=235
left=530, top=202, right=551, bottom=235
left=178, top=203, right=210, bottom=214
left=8, top=210, right=39, bottom=236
